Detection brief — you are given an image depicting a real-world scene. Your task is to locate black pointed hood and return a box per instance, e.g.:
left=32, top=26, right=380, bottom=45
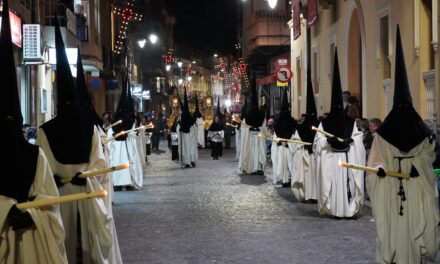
left=240, top=96, right=248, bottom=119
left=76, top=48, right=103, bottom=128
left=245, top=75, right=265, bottom=128
left=0, top=0, right=38, bottom=202
left=113, top=73, right=135, bottom=139
left=274, top=89, right=297, bottom=139
left=298, top=64, right=319, bottom=147
left=321, top=49, right=355, bottom=139
left=193, top=94, right=202, bottom=118
left=377, top=26, right=430, bottom=152
left=179, top=87, right=194, bottom=133
left=40, top=16, right=93, bottom=164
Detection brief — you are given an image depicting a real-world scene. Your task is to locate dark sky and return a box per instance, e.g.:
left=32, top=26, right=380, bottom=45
left=164, top=0, right=238, bottom=54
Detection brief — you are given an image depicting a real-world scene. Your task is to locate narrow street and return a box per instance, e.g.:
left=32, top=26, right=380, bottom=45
left=113, top=142, right=377, bottom=264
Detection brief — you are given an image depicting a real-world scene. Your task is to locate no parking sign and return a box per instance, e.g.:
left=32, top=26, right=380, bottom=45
left=275, top=66, right=293, bottom=84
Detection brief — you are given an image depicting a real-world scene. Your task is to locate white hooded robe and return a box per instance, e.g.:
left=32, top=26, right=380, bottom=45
left=238, top=119, right=267, bottom=174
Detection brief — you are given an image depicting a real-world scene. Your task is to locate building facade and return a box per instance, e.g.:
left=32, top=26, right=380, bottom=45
left=289, top=0, right=439, bottom=133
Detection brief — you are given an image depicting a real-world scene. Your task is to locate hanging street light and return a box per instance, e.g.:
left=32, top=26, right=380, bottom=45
left=138, top=39, right=147, bottom=48
left=177, top=61, right=183, bottom=68
left=166, top=64, right=171, bottom=71
left=149, top=34, right=158, bottom=44
left=267, top=0, right=277, bottom=9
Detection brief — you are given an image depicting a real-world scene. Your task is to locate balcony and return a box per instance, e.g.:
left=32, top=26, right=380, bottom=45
left=244, top=10, right=290, bottom=56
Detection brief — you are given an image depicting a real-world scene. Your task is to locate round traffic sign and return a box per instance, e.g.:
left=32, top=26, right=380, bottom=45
left=275, top=66, right=293, bottom=83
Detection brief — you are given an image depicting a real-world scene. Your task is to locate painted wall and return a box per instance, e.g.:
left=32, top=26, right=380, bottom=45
left=288, top=0, right=439, bottom=123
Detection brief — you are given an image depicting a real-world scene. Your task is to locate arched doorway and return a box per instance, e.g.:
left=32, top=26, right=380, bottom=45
left=347, top=9, right=362, bottom=113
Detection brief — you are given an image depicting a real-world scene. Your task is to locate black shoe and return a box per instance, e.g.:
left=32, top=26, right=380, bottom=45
left=191, top=162, right=196, bottom=167
left=256, top=170, right=264, bottom=175
left=126, top=186, right=135, bottom=191
left=185, top=164, right=191, bottom=168
left=332, top=216, right=342, bottom=220
left=114, top=186, right=123, bottom=191
left=281, top=182, right=291, bottom=188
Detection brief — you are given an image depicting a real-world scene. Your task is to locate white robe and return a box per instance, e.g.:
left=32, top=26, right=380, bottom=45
left=235, top=127, right=241, bottom=160
left=107, top=128, right=143, bottom=189
left=314, top=123, right=365, bottom=217
left=97, top=127, right=123, bottom=264
left=196, top=117, right=205, bottom=148
left=135, top=127, right=147, bottom=170
left=367, top=135, right=439, bottom=264
left=0, top=149, right=67, bottom=264
left=238, top=119, right=267, bottom=174
left=177, top=124, right=199, bottom=166
left=296, top=133, right=318, bottom=201
left=37, top=127, right=121, bottom=264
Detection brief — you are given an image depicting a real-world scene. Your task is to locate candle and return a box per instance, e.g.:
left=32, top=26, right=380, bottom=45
left=17, top=190, right=107, bottom=210
left=338, top=160, right=410, bottom=180
left=61, top=163, right=130, bottom=184
left=311, top=126, right=344, bottom=142
left=104, top=120, right=122, bottom=132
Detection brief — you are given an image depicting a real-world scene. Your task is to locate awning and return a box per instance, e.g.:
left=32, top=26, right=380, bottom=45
left=257, top=74, right=276, bottom=86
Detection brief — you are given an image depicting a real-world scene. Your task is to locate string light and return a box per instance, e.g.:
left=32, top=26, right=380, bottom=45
left=112, top=0, right=143, bottom=53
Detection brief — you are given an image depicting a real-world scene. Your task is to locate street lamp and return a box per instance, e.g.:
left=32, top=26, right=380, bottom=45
left=149, top=34, right=158, bottom=44
left=177, top=61, right=183, bottom=68
left=187, top=76, right=192, bottom=82
left=267, top=0, right=277, bottom=9
left=178, top=78, right=183, bottom=85
left=166, top=64, right=171, bottom=71
left=138, top=39, right=147, bottom=48
left=225, top=99, right=232, bottom=108
left=213, top=54, right=218, bottom=58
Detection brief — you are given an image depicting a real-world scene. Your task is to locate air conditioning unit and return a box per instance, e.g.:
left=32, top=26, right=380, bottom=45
left=23, top=24, right=43, bottom=63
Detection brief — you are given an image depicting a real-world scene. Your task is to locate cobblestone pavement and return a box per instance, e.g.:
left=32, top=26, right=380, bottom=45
left=113, top=142, right=439, bottom=264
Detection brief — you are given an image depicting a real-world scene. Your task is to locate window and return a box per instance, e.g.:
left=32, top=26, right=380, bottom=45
left=296, top=57, right=302, bottom=97
left=20, top=0, right=32, bottom=11
left=380, top=16, right=391, bottom=79
left=312, top=44, right=319, bottom=94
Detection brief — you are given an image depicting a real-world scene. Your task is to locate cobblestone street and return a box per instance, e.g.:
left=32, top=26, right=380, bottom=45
left=111, top=142, right=406, bottom=264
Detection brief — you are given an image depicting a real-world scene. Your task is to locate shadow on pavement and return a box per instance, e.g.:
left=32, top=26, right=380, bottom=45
left=238, top=174, right=267, bottom=186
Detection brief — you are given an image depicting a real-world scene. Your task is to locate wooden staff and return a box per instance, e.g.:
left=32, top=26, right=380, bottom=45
left=16, top=190, right=107, bottom=210
left=61, top=163, right=130, bottom=184
left=338, top=160, right=410, bottom=180
left=226, top=123, right=238, bottom=128
left=259, top=135, right=312, bottom=145
left=311, top=126, right=344, bottom=142
left=145, top=123, right=155, bottom=129
left=103, top=120, right=122, bottom=132
left=103, top=126, right=146, bottom=144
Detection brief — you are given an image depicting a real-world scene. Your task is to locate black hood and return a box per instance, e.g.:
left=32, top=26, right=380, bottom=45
left=0, top=0, right=38, bottom=202
left=113, top=73, right=135, bottom=139
left=240, top=96, right=248, bottom=119
left=179, top=87, right=194, bottom=133
left=321, top=49, right=355, bottom=139
left=298, top=63, right=319, bottom=146
left=274, top=89, right=297, bottom=139
left=216, top=97, right=224, bottom=120
left=377, top=26, right=430, bottom=152
left=245, top=75, right=265, bottom=128
left=193, top=94, right=203, bottom=118
left=40, top=16, right=93, bottom=164
left=76, top=48, right=103, bottom=128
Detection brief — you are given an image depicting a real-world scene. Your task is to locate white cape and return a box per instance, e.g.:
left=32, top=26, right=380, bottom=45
left=238, top=119, right=267, bottom=174
left=367, top=135, right=439, bottom=264
left=107, top=128, right=143, bottom=189
left=196, top=117, right=205, bottom=148
left=177, top=124, right=199, bottom=166
left=314, top=123, right=365, bottom=217
left=0, top=149, right=67, bottom=264
left=37, top=127, right=122, bottom=264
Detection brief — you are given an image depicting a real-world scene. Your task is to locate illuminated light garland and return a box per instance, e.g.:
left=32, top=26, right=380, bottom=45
left=112, top=0, right=143, bottom=54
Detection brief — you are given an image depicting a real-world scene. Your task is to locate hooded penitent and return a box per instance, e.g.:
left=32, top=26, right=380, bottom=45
left=40, top=16, right=93, bottom=164
left=321, top=49, right=355, bottom=141
left=297, top=62, right=319, bottom=150
left=274, top=89, right=297, bottom=139
left=179, top=87, right=194, bottom=133
left=240, top=96, right=248, bottom=120
left=112, top=74, right=135, bottom=140
left=376, top=26, right=430, bottom=152
left=209, top=98, right=225, bottom=132
left=193, top=94, right=203, bottom=119
left=76, top=48, right=103, bottom=128
left=0, top=0, right=39, bottom=203
left=245, top=75, right=265, bottom=128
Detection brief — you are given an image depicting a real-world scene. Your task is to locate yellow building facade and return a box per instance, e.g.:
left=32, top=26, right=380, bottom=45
left=289, top=0, right=439, bottom=131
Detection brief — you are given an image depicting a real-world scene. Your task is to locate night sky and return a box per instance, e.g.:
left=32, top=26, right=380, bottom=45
left=164, top=0, right=238, bottom=54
